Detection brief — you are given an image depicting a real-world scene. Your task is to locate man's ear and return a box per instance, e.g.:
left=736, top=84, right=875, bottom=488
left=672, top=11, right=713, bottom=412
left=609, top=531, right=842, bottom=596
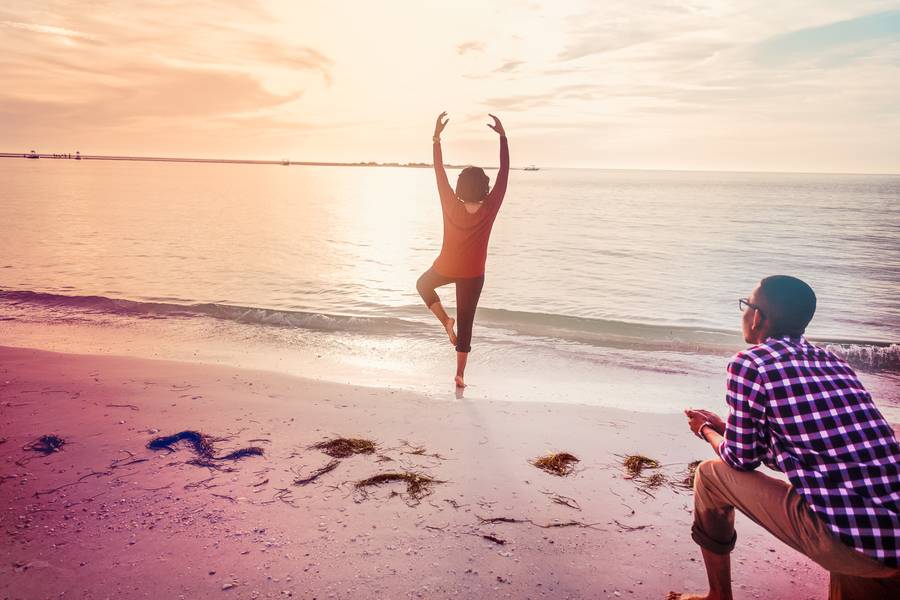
left=752, top=308, right=765, bottom=335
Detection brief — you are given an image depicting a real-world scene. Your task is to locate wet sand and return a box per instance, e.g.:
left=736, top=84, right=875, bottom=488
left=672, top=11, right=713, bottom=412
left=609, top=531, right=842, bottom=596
left=0, top=345, right=837, bottom=599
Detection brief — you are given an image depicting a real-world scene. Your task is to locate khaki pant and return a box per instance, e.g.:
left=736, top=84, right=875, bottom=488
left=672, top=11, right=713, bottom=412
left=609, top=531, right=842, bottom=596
left=692, top=459, right=899, bottom=600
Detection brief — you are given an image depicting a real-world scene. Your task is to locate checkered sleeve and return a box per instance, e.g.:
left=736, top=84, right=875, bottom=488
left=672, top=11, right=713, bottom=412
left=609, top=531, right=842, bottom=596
left=718, top=354, right=768, bottom=471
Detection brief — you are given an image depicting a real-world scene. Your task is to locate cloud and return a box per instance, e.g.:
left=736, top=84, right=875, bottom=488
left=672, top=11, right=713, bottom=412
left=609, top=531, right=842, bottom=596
left=0, top=1, right=333, bottom=153
left=247, top=40, right=331, bottom=70
left=0, top=73, right=315, bottom=157
left=0, top=66, right=299, bottom=127
left=1, top=20, right=101, bottom=43
left=559, top=27, right=656, bottom=61
left=495, top=60, right=524, bottom=73
left=484, top=84, right=597, bottom=111
left=555, top=3, right=692, bottom=62
left=556, top=8, right=724, bottom=64
left=457, top=41, right=485, bottom=54
left=484, top=91, right=559, bottom=111
left=244, top=39, right=333, bottom=83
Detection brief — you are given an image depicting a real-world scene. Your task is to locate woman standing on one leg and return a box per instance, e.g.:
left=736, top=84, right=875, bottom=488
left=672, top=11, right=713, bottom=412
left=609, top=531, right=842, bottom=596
left=416, top=111, right=509, bottom=388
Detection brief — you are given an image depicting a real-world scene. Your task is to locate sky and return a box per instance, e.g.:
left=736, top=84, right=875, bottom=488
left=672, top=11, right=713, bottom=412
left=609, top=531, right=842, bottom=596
left=2, top=1, right=900, bottom=172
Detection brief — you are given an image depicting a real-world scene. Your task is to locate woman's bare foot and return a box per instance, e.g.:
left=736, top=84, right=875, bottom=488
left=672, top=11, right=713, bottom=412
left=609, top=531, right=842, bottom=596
left=666, top=592, right=713, bottom=600
left=445, top=318, right=457, bottom=345
left=454, top=375, right=466, bottom=388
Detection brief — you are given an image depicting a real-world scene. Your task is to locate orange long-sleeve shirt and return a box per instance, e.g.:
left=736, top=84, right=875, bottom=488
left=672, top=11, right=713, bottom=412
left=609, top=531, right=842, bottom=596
left=431, top=137, right=509, bottom=278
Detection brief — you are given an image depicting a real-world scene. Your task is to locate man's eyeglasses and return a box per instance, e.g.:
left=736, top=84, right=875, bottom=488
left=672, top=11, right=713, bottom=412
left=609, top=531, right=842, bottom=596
left=739, top=298, right=764, bottom=319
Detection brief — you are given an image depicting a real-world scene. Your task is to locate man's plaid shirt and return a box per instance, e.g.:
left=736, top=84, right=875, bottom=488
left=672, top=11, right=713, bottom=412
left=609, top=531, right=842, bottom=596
left=718, top=335, right=899, bottom=568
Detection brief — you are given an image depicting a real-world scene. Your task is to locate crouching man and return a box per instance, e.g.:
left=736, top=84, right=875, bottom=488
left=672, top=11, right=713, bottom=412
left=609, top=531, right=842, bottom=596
left=670, top=276, right=899, bottom=600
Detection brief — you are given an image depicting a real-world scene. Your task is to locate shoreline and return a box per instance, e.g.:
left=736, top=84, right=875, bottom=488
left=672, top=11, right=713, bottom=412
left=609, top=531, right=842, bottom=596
left=2, top=307, right=898, bottom=422
left=1, top=345, right=842, bottom=598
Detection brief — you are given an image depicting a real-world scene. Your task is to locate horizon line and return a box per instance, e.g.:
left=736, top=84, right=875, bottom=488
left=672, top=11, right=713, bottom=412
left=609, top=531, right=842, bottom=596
left=0, top=152, right=494, bottom=171
left=1, top=151, right=897, bottom=177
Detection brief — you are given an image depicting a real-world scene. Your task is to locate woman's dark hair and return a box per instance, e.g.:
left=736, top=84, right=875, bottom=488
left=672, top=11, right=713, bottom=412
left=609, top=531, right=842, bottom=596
left=456, top=166, right=490, bottom=203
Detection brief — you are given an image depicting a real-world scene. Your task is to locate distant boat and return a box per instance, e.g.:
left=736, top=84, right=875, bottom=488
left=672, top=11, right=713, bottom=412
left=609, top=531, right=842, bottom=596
left=25, top=150, right=39, bottom=159
left=281, top=159, right=291, bottom=166
left=75, top=151, right=81, bottom=160
left=523, top=165, right=539, bottom=171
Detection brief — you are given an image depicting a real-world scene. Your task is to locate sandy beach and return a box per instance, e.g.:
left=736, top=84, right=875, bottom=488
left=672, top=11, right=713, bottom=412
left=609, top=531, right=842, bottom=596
left=0, top=345, right=853, bottom=599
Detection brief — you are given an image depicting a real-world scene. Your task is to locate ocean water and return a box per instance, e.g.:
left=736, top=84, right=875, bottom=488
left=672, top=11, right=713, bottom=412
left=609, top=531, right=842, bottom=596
left=1, top=159, right=898, bottom=413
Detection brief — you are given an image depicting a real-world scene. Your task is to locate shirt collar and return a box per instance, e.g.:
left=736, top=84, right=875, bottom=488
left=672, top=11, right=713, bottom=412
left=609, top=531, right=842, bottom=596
left=768, top=334, right=807, bottom=345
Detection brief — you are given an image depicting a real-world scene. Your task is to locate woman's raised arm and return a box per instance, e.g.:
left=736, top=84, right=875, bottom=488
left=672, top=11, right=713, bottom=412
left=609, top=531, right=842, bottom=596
left=487, top=114, right=509, bottom=207
left=432, top=112, right=451, bottom=197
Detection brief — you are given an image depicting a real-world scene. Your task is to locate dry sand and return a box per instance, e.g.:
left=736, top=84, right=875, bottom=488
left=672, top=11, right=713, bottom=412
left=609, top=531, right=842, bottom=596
left=1, top=345, right=839, bottom=599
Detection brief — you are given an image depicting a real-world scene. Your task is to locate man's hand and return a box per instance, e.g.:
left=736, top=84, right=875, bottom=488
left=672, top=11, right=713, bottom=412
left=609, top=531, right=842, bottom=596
left=689, top=409, right=726, bottom=434
left=434, top=111, right=449, bottom=139
left=487, top=113, right=505, bottom=136
left=685, top=409, right=726, bottom=437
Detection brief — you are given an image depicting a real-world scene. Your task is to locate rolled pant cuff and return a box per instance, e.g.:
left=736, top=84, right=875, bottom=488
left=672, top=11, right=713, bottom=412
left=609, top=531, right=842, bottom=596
left=691, top=523, right=737, bottom=555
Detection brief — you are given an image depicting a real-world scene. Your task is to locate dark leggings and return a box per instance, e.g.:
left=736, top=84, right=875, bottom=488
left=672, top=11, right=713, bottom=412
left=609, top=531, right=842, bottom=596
left=416, top=268, right=484, bottom=353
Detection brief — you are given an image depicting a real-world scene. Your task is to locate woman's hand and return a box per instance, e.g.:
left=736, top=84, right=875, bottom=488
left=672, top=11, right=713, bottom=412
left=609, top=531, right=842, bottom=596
left=434, top=111, right=449, bottom=140
left=487, top=114, right=505, bottom=137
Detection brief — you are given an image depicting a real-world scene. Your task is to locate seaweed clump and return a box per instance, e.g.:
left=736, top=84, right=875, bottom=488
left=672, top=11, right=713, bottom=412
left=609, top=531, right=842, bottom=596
left=355, top=472, right=442, bottom=503
left=531, top=452, right=579, bottom=476
left=147, top=430, right=263, bottom=464
left=619, top=454, right=670, bottom=495
left=642, top=472, right=668, bottom=489
left=25, top=434, right=66, bottom=454
left=674, top=460, right=703, bottom=490
left=311, top=437, right=376, bottom=458
left=293, top=459, right=340, bottom=485
left=622, top=454, right=660, bottom=478
left=148, top=431, right=214, bottom=456
left=215, top=447, right=265, bottom=460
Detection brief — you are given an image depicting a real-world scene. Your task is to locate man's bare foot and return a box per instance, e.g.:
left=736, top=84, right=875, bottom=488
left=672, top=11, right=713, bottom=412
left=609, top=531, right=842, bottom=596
left=454, top=375, right=465, bottom=388
left=666, top=592, right=713, bottom=600
left=445, top=318, right=457, bottom=345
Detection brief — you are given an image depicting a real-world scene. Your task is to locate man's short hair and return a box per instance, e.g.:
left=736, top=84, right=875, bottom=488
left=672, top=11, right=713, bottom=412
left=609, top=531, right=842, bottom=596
left=759, top=275, right=817, bottom=336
